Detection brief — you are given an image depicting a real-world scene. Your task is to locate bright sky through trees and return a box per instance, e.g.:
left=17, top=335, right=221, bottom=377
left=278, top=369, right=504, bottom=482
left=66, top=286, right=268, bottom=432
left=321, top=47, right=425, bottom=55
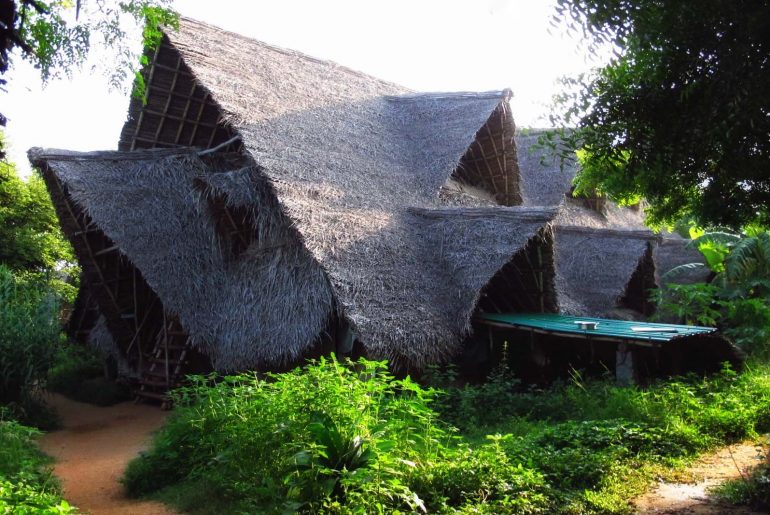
left=4, top=0, right=602, bottom=175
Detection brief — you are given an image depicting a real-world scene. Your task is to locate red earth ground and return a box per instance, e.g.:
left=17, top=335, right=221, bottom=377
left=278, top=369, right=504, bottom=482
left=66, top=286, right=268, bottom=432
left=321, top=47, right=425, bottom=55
left=39, top=393, right=178, bottom=515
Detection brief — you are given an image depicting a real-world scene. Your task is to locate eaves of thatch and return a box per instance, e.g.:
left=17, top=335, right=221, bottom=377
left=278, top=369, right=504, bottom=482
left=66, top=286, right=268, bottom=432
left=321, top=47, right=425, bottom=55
left=31, top=148, right=335, bottom=371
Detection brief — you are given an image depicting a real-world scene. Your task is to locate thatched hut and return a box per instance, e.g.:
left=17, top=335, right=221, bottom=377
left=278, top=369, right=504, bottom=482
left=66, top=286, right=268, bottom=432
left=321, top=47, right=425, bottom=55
left=31, top=18, right=567, bottom=392
left=33, top=17, right=732, bottom=392
left=32, top=146, right=556, bottom=389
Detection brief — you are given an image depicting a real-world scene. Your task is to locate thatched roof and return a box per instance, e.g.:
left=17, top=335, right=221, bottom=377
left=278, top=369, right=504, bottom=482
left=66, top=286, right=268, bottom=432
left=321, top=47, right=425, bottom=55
left=513, top=130, right=657, bottom=316
left=39, top=17, right=697, bottom=373
left=654, top=235, right=711, bottom=286
left=516, top=130, right=577, bottom=207
left=553, top=226, right=659, bottom=316
left=32, top=142, right=555, bottom=370
left=31, top=148, right=335, bottom=371
left=111, top=17, right=553, bottom=369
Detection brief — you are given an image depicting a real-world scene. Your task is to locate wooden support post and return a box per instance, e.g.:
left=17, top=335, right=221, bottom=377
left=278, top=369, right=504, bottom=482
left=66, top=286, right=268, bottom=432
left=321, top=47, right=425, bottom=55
left=537, top=242, right=545, bottom=313
left=615, top=342, right=636, bottom=385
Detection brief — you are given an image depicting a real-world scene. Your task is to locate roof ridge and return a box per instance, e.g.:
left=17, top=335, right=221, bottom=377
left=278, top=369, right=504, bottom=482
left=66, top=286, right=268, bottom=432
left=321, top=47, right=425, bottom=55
left=174, top=16, right=413, bottom=94
left=555, top=224, right=659, bottom=240
left=386, top=90, right=512, bottom=102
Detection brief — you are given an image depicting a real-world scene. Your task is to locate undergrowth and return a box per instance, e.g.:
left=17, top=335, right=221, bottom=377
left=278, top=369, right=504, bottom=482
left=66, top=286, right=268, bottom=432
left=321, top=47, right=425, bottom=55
left=124, top=357, right=551, bottom=513
left=0, top=266, right=61, bottom=427
left=125, top=357, right=770, bottom=514
left=47, top=344, right=130, bottom=406
left=0, top=413, right=75, bottom=513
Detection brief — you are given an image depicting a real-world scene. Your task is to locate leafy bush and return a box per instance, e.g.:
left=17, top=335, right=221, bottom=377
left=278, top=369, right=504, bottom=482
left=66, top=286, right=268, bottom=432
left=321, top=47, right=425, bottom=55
left=47, top=344, right=130, bottom=406
left=411, top=435, right=551, bottom=514
left=126, top=357, right=770, bottom=514
left=124, top=359, right=545, bottom=512
left=652, top=283, right=723, bottom=326
left=125, top=356, right=552, bottom=513
left=0, top=266, right=60, bottom=417
left=654, top=283, right=770, bottom=354
left=427, top=362, right=525, bottom=431
left=723, top=299, right=770, bottom=356
left=655, top=228, right=770, bottom=355
left=0, top=416, right=74, bottom=513
left=429, top=362, right=770, bottom=511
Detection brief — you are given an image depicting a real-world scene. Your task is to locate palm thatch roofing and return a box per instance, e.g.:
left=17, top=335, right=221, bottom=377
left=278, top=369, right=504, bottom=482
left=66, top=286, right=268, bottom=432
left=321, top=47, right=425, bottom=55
left=514, top=130, right=661, bottom=317
left=654, top=234, right=712, bottom=286
left=36, top=17, right=713, bottom=375
left=32, top=149, right=335, bottom=371
left=31, top=147, right=554, bottom=371
left=89, top=17, right=561, bottom=370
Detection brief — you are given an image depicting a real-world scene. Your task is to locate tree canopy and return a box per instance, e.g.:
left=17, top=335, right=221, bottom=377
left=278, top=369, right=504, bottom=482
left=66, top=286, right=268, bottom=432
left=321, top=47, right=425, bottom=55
left=552, top=0, right=770, bottom=229
left=0, top=135, right=73, bottom=271
left=0, top=0, right=177, bottom=156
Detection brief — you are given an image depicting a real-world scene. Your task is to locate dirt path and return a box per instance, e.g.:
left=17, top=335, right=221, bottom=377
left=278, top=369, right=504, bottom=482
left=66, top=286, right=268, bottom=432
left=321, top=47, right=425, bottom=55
left=39, top=393, right=178, bottom=515
left=634, top=441, right=766, bottom=514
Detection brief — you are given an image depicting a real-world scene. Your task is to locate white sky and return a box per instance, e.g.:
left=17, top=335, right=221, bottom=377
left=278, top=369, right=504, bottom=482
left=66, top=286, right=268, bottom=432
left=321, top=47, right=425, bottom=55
left=4, top=0, right=599, bottom=175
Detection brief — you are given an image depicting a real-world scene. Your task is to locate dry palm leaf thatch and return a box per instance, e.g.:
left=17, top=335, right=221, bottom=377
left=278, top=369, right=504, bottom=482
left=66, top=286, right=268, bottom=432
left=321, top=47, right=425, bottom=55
left=654, top=234, right=712, bottom=286
left=553, top=226, right=659, bottom=316
left=515, top=129, right=663, bottom=317
left=114, top=18, right=552, bottom=369
left=35, top=16, right=685, bottom=373
left=31, top=146, right=556, bottom=371
left=31, top=148, right=335, bottom=371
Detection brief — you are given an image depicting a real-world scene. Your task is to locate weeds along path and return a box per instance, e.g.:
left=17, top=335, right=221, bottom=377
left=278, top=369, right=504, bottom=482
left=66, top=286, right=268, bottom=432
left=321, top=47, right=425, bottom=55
left=39, top=393, right=177, bottom=515
left=634, top=441, right=765, bottom=514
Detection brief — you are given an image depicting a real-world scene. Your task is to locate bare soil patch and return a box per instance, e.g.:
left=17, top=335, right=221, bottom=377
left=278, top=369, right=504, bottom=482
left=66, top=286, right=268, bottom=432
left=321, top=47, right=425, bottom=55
left=39, top=393, right=177, bottom=515
left=634, top=441, right=766, bottom=514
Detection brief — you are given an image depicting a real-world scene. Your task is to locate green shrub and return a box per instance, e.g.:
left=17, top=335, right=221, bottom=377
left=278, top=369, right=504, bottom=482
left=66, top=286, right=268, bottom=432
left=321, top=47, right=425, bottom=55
left=654, top=229, right=770, bottom=356
left=126, top=357, right=770, bottom=514
left=412, top=435, right=551, bottom=514
left=723, top=298, right=770, bottom=356
left=0, top=416, right=75, bottom=513
left=47, top=345, right=130, bottom=406
left=429, top=362, right=770, bottom=512
left=652, top=283, right=723, bottom=325
left=0, top=266, right=61, bottom=422
left=428, top=363, right=525, bottom=431
left=47, top=345, right=103, bottom=393
left=124, top=357, right=552, bottom=514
